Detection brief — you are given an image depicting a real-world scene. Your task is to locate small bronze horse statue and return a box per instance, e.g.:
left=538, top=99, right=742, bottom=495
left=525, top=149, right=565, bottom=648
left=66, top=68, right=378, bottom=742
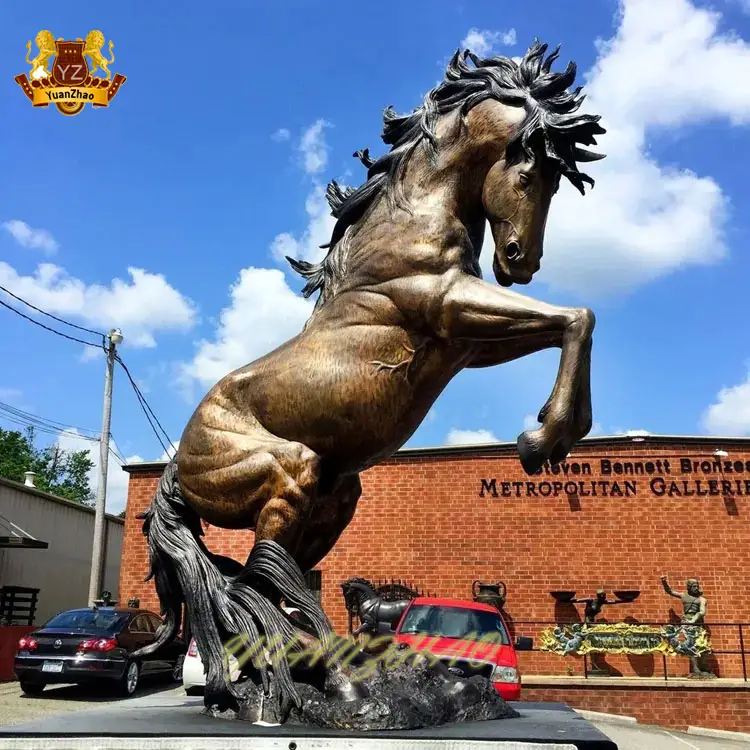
left=342, top=577, right=412, bottom=635
left=135, top=41, right=604, bottom=720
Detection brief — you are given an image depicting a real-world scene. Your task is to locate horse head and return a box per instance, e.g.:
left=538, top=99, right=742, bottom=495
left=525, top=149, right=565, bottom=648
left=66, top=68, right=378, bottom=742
left=288, top=41, right=604, bottom=300
left=341, top=577, right=376, bottom=611
left=450, top=43, right=606, bottom=287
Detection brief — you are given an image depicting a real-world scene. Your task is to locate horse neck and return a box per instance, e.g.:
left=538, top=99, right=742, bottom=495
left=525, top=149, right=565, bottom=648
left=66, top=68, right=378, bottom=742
left=350, top=582, right=376, bottom=602
left=339, top=171, right=484, bottom=284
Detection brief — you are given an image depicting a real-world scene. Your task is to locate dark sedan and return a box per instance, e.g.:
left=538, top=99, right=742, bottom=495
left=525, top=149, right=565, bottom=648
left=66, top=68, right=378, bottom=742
left=14, top=607, right=185, bottom=697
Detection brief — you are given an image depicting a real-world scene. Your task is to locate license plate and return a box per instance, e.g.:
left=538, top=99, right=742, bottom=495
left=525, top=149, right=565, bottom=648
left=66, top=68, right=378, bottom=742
left=42, top=661, right=63, bottom=673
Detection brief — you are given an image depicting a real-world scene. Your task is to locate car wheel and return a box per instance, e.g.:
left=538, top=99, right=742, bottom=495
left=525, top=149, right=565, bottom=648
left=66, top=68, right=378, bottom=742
left=118, top=660, right=140, bottom=697
left=19, top=681, right=45, bottom=696
left=172, top=654, right=185, bottom=682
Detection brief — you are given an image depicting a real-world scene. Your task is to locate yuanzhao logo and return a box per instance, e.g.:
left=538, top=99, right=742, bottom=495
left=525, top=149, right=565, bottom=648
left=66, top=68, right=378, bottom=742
left=14, top=30, right=126, bottom=116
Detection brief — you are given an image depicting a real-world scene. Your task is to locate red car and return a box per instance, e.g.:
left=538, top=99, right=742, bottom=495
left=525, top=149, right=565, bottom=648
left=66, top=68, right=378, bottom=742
left=393, top=597, right=532, bottom=701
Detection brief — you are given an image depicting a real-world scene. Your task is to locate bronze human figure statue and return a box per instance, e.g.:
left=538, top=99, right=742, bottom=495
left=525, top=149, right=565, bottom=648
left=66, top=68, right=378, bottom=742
left=571, top=589, right=616, bottom=625
left=570, top=589, right=617, bottom=676
left=661, top=575, right=715, bottom=678
left=135, top=42, right=605, bottom=724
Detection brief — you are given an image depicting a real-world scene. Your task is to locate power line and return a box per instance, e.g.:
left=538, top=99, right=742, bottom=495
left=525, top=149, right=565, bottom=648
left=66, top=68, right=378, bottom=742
left=108, top=447, right=124, bottom=466
left=0, top=410, right=100, bottom=443
left=0, top=401, right=133, bottom=465
left=115, top=355, right=175, bottom=455
left=0, top=400, right=100, bottom=437
left=0, top=297, right=104, bottom=349
left=0, top=284, right=106, bottom=340
left=0, top=285, right=176, bottom=457
left=108, top=438, right=127, bottom=465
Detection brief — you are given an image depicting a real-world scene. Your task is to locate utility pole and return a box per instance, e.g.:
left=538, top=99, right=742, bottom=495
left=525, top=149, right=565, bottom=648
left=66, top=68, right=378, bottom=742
left=87, top=328, right=123, bottom=607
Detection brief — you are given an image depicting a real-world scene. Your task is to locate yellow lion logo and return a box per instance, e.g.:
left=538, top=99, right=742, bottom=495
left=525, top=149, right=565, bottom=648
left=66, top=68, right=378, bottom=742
left=82, top=30, right=115, bottom=80
left=25, top=30, right=56, bottom=81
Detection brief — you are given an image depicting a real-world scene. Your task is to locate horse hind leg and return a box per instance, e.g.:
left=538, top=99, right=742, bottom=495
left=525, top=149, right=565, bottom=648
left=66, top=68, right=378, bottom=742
left=175, top=438, right=320, bottom=715
left=213, top=440, right=355, bottom=718
left=233, top=466, right=367, bottom=713
left=292, top=473, right=362, bottom=575
left=250, top=441, right=321, bottom=555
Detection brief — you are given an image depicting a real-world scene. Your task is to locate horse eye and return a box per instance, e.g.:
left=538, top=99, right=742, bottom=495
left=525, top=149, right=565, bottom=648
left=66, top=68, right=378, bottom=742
left=519, top=172, right=532, bottom=188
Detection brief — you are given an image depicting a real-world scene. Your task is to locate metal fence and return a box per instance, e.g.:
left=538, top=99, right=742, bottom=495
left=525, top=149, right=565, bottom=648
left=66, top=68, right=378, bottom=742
left=509, top=620, right=750, bottom=681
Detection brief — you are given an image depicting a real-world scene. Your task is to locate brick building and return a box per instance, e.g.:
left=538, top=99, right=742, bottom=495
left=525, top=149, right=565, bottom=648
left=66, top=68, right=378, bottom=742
left=121, top=434, right=750, bottom=732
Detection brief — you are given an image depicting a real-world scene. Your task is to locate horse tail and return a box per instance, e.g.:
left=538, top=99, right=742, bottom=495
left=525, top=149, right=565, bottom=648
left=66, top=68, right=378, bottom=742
left=131, top=458, right=335, bottom=713
left=131, top=458, right=242, bottom=706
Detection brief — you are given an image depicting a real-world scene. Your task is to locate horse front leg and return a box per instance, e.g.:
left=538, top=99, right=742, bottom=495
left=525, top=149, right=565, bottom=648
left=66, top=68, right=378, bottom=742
left=438, top=275, right=595, bottom=474
left=545, top=337, right=593, bottom=465
left=469, top=334, right=593, bottom=466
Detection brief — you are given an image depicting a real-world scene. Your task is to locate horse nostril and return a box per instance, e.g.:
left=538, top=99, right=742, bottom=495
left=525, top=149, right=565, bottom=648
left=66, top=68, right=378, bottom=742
left=506, top=242, right=521, bottom=261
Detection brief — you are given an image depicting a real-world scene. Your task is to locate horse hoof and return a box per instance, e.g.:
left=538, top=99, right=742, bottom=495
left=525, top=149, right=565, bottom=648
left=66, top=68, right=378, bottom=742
left=517, top=431, right=548, bottom=475
left=548, top=442, right=570, bottom=466
left=325, top=671, right=369, bottom=702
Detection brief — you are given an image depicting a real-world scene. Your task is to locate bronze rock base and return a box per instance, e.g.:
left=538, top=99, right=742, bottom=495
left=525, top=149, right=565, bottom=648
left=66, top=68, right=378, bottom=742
left=206, top=659, right=518, bottom=730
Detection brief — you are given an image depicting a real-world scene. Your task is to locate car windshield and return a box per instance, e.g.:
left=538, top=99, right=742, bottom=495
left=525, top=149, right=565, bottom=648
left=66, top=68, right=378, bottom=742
left=43, top=610, right=129, bottom=631
left=398, top=605, right=510, bottom=643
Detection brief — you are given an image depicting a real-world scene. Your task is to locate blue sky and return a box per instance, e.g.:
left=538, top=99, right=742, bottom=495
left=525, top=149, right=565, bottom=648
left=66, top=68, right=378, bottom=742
left=1, top=0, right=750, bottom=511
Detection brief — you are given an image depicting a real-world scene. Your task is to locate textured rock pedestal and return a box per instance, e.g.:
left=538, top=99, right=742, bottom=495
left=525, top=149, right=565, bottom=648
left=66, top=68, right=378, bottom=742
left=211, top=659, right=518, bottom=730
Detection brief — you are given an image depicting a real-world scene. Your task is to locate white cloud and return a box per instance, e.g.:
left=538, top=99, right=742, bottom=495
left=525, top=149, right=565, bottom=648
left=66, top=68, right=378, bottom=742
left=702, top=370, right=750, bottom=436
left=79, top=346, right=104, bottom=363
left=270, top=183, right=335, bottom=265
left=445, top=428, right=499, bottom=445
left=3, top=220, right=58, bottom=254
left=298, top=119, right=331, bottom=174
left=482, top=0, right=750, bottom=297
left=55, top=431, right=142, bottom=516
left=461, top=28, right=517, bottom=56
left=272, top=128, right=291, bottom=142
left=179, top=267, right=313, bottom=392
left=0, top=262, right=198, bottom=348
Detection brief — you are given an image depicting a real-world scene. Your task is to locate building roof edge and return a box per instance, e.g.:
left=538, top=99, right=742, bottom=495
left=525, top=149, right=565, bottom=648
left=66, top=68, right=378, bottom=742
left=123, top=433, right=750, bottom=473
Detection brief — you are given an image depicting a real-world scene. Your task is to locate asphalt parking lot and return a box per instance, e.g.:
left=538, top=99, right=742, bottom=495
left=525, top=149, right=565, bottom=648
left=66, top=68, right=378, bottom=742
left=0, top=680, right=183, bottom=728
left=0, top=682, right=747, bottom=748
left=586, top=718, right=750, bottom=749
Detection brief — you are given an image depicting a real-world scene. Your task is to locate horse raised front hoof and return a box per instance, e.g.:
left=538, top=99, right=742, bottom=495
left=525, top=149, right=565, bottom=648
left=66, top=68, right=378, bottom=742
left=516, top=430, right=549, bottom=475
left=548, top=441, right=570, bottom=467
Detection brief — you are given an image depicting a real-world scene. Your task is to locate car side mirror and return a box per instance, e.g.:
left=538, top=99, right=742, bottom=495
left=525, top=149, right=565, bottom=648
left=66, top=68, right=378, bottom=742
left=514, top=636, right=533, bottom=651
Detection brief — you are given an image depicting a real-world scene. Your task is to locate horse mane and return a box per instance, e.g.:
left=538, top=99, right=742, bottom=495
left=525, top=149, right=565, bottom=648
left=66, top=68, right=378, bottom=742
left=287, top=40, right=606, bottom=305
left=342, top=576, right=375, bottom=591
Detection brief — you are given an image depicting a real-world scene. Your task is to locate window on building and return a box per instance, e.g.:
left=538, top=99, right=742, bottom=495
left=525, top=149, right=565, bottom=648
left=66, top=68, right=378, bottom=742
left=305, top=570, right=322, bottom=602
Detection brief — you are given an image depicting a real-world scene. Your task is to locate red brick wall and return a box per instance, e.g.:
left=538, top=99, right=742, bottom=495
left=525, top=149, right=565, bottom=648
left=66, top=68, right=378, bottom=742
left=522, top=685, right=750, bottom=734
left=121, top=439, right=750, bottom=682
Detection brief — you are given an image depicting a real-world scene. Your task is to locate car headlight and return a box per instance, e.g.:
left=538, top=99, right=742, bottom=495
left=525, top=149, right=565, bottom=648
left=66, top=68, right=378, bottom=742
left=491, top=665, right=519, bottom=683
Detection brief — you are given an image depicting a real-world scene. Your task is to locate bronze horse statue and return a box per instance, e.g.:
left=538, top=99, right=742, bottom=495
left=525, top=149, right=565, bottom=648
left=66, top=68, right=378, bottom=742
left=135, top=42, right=604, bottom=719
left=342, top=577, right=413, bottom=635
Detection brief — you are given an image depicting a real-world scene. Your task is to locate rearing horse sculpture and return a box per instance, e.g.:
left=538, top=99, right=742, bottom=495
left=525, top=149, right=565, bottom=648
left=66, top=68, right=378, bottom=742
left=136, top=42, right=604, bottom=719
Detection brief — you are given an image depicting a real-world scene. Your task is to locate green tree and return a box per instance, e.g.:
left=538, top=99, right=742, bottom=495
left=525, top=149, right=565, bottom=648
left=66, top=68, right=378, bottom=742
left=0, top=428, right=34, bottom=483
left=0, top=427, right=95, bottom=506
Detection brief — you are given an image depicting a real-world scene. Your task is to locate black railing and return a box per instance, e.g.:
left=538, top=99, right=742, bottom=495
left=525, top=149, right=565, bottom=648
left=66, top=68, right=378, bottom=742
left=510, top=620, right=750, bottom=682
left=0, top=585, right=39, bottom=626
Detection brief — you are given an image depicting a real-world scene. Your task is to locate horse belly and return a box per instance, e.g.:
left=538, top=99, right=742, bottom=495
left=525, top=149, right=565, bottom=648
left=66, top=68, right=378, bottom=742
left=246, top=337, right=465, bottom=469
